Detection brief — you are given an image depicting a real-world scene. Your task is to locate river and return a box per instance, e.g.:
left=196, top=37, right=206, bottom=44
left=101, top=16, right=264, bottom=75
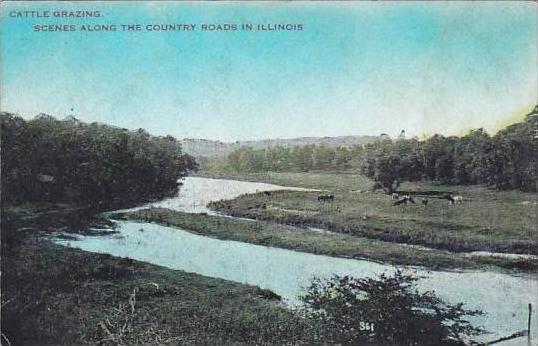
left=53, top=177, right=537, bottom=344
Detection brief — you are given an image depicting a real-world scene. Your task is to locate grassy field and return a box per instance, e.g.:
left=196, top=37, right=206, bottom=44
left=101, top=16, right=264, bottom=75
left=200, top=172, right=538, bottom=256
left=117, top=208, right=538, bottom=271
left=198, top=171, right=371, bottom=191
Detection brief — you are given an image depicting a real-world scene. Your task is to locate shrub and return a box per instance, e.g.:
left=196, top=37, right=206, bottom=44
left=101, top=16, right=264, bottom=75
left=300, top=270, right=484, bottom=345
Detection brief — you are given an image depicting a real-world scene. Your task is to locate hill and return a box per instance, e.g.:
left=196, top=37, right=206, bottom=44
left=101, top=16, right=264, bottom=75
left=180, top=135, right=381, bottom=158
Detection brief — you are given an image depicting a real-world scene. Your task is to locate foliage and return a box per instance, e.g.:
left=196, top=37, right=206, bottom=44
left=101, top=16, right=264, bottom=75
left=360, top=138, right=423, bottom=193
left=209, top=106, right=538, bottom=192
left=1, top=113, right=198, bottom=206
left=361, top=108, right=537, bottom=192
left=300, top=270, right=484, bottom=345
left=213, top=144, right=363, bottom=174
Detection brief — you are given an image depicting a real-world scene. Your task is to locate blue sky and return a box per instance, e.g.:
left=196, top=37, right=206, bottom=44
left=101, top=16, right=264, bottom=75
left=1, top=1, right=537, bottom=141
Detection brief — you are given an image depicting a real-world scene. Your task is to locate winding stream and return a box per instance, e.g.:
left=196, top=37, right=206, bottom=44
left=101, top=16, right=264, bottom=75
left=53, top=177, right=537, bottom=344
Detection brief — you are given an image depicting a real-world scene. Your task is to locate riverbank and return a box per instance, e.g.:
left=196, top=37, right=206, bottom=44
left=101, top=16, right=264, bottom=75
left=1, top=187, right=181, bottom=229
left=116, top=208, right=538, bottom=271
left=1, top=218, right=311, bottom=345
left=197, top=172, right=538, bottom=256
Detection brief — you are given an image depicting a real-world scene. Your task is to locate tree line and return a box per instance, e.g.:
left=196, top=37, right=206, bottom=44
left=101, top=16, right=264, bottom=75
left=205, top=106, right=538, bottom=192
left=203, top=144, right=363, bottom=173
left=1, top=113, right=198, bottom=207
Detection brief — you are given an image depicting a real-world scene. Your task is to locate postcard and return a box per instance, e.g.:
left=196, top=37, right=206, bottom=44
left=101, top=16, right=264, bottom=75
left=1, top=1, right=537, bottom=345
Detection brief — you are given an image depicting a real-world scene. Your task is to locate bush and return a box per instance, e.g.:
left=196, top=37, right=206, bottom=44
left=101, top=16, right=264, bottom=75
left=300, top=270, right=485, bottom=345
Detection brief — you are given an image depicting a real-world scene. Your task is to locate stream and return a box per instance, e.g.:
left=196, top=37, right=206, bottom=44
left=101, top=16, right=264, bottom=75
left=53, top=177, right=538, bottom=344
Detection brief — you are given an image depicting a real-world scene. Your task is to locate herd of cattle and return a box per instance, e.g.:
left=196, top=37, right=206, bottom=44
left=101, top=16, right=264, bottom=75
left=390, top=193, right=464, bottom=206
left=262, top=190, right=464, bottom=208
left=314, top=192, right=464, bottom=206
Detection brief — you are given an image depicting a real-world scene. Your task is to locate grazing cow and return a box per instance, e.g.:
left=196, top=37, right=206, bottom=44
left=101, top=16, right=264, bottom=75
left=394, top=198, right=407, bottom=206
left=318, top=194, right=335, bottom=202
left=453, top=195, right=464, bottom=204
left=421, top=198, right=429, bottom=206
left=394, top=196, right=415, bottom=206
left=391, top=193, right=399, bottom=200
left=442, top=194, right=455, bottom=204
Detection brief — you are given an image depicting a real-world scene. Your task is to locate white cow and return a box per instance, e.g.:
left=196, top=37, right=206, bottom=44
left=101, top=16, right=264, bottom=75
left=453, top=195, right=464, bottom=204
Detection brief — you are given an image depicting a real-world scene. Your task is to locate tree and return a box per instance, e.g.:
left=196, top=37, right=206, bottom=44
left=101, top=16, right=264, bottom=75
left=1, top=113, right=196, bottom=207
left=0, top=113, right=35, bottom=204
left=490, top=113, right=537, bottom=191
left=361, top=142, right=409, bottom=193
left=420, top=135, right=456, bottom=183
left=300, top=271, right=484, bottom=346
left=313, top=145, right=334, bottom=171
left=334, top=146, right=352, bottom=171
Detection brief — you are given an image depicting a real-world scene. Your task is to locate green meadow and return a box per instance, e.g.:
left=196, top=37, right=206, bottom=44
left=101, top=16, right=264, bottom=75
left=200, top=172, right=538, bottom=263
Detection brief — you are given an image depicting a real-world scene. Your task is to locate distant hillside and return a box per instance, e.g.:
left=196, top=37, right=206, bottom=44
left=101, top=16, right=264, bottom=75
left=180, top=135, right=381, bottom=158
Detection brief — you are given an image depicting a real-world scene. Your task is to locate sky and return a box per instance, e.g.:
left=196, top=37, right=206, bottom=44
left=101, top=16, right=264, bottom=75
left=1, top=1, right=537, bottom=141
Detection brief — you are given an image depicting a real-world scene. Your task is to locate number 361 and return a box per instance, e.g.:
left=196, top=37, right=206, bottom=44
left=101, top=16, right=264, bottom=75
left=359, top=321, right=375, bottom=332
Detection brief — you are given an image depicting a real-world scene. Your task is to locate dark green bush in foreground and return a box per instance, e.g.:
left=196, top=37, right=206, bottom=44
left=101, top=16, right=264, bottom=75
left=300, top=270, right=485, bottom=346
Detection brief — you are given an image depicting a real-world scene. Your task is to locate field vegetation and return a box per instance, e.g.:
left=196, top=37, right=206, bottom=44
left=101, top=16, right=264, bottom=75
left=205, top=172, right=537, bottom=258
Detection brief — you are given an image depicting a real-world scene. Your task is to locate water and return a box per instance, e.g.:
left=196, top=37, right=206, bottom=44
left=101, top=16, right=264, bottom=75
left=116, top=176, right=315, bottom=214
left=53, top=177, right=538, bottom=344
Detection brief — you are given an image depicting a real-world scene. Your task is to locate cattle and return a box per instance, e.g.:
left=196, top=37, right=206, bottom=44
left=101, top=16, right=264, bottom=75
left=394, top=198, right=407, bottom=206
left=442, top=194, right=455, bottom=204
left=263, top=191, right=272, bottom=196
left=442, top=194, right=463, bottom=205
left=391, top=193, right=399, bottom=200
left=421, top=198, right=429, bottom=206
left=318, top=194, right=335, bottom=202
left=394, top=196, right=415, bottom=206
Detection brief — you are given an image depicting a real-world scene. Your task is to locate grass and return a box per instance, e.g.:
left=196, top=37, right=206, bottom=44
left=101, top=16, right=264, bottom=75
left=1, top=209, right=313, bottom=345
left=197, top=171, right=371, bottom=191
left=200, top=172, right=538, bottom=256
left=116, top=208, right=538, bottom=271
